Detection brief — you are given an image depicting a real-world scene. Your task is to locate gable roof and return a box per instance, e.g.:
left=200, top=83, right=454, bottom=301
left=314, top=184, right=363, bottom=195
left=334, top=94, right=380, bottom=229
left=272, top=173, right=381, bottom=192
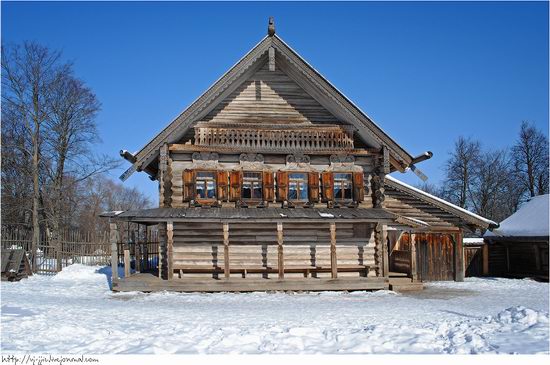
left=484, top=194, right=549, bottom=238
left=128, top=32, right=417, bottom=174
left=385, top=175, right=499, bottom=230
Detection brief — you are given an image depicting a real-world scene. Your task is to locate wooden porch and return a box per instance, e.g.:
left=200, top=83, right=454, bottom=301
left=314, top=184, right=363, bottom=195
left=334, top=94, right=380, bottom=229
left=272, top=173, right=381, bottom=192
left=108, top=207, right=396, bottom=292
left=112, top=272, right=388, bottom=292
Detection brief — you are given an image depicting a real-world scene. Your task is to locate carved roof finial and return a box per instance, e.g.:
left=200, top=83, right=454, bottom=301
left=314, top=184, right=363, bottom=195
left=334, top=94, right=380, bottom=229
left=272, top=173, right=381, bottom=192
left=268, top=17, right=275, bottom=37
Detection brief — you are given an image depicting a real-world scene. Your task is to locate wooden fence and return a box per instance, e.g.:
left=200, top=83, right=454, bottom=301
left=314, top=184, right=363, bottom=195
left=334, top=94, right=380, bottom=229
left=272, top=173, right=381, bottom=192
left=1, top=226, right=159, bottom=275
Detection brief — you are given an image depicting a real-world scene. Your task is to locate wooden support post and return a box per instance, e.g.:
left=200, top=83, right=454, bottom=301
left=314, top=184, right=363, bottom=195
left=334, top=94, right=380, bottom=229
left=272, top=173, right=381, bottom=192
left=158, top=222, right=167, bottom=279
left=454, top=230, right=464, bottom=282
left=109, top=223, right=119, bottom=283
left=123, top=249, right=130, bottom=278
left=482, top=242, right=489, bottom=275
left=223, top=223, right=230, bottom=279
left=534, top=243, right=541, bottom=273
left=135, top=228, right=141, bottom=273
left=410, top=232, right=417, bottom=281
left=330, top=222, right=337, bottom=279
left=505, top=244, right=511, bottom=273
left=277, top=222, right=284, bottom=279
left=167, top=221, right=174, bottom=280
left=381, top=225, right=389, bottom=277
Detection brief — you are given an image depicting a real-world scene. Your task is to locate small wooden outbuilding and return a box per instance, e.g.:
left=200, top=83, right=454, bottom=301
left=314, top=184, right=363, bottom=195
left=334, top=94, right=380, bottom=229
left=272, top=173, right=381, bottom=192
left=1, top=249, right=33, bottom=281
left=483, top=194, right=549, bottom=280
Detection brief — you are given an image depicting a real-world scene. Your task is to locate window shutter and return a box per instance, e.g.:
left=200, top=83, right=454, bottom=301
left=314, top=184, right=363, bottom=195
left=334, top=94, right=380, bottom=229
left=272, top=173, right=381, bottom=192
left=217, top=170, right=229, bottom=202
left=308, top=172, right=320, bottom=203
left=321, top=172, right=334, bottom=202
left=262, top=171, right=275, bottom=202
left=229, top=170, right=242, bottom=202
left=353, top=172, right=365, bottom=203
left=276, top=171, right=288, bottom=202
left=182, top=169, right=195, bottom=202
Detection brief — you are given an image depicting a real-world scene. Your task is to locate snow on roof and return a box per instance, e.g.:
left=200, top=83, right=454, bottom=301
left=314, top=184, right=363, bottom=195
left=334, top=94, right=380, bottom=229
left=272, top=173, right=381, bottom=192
left=386, top=175, right=498, bottom=227
left=463, top=237, right=484, bottom=245
left=484, top=194, right=549, bottom=238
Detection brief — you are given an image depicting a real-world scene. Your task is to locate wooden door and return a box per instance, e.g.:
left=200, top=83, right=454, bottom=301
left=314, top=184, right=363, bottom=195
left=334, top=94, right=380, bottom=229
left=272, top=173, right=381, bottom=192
left=415, top=233, right=455, bottom=281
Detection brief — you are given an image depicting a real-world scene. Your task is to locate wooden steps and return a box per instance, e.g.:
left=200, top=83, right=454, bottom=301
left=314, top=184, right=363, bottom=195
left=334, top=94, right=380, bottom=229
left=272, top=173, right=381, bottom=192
left=388, top=272, right=423, bottom=292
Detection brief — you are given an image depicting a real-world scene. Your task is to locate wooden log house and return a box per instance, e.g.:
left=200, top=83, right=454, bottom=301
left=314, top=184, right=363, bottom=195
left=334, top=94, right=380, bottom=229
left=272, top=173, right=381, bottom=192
left=107, top=19, right=498, bottom=292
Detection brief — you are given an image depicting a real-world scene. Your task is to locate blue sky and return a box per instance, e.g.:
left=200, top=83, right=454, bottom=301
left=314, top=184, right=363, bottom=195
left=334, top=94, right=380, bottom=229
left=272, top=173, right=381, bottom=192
left=3, top=1, right=548, bottom=204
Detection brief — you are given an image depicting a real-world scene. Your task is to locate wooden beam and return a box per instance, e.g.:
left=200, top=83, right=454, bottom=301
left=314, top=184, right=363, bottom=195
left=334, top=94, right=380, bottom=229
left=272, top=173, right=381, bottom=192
left=168, top=143, right=376, bottom=156
left=505, top=244, right=511, bottom=273
left=277, top=222, right=284, bottom=279
left=534, top=243, right=541, bottom=272
left=158, top=223, right=167, bottom=279
left=268, top=46, right=275, bottom=71
left=482, top=242, right=489, bottom=275
left=134, top=229, right=141, bottom=273
left=123, top=249, right=130, bottom=278
left=410, top=232, right=417, bottom=281
left=167, top=221, right=174, bottom=280
left=109, top=223, right=119, bottom=283
left=223, top=223, right=230, bottom=279
left=330, top=222, right=337, bottom=279
left=381, top=225, right=389, bottom=277
left=454, top=230, right=464, bottom=282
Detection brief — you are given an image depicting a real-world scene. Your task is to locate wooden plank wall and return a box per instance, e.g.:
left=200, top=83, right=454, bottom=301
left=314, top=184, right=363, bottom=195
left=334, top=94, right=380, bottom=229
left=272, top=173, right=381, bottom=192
left=486, top=242, right=549, bottom=277
left=202, top=63, right=339, bottom=125
left=464, top=246, right=483, bottom=277
left=171, top=222, right=377, bottom=278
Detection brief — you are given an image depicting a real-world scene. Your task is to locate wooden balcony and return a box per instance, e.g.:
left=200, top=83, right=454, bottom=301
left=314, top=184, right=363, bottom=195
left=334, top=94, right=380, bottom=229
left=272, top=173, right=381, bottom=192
left=193, top=122, right=354, bottom=152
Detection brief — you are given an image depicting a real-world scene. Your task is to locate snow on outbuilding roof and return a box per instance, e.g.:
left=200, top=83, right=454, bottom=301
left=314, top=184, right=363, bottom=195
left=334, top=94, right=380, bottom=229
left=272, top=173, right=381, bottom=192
left=385, top=175, right=498, bottom=229
left=484, top=194, right=549, bottom=238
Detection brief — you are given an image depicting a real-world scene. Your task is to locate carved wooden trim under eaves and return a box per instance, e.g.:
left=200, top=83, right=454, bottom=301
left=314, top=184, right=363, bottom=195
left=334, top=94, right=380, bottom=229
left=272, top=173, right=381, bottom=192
left=194, top=123, right=354, bottom=153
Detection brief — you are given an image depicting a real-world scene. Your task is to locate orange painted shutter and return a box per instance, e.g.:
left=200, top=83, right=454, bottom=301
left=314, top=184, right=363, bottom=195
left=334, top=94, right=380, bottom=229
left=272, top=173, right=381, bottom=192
left=276, top=171, right=288, bottom=202
left=262, top=171, right=275, bottom=202
left=321, top=172, right=334, bottom=202
left=308, top=172, right=320, bottom=203
left=229, top=170, right=242, bottom=202
left=353, top=172, right=365, bottom=203
left=182, top=169, right=195, bottom=202
left=217, top=170, right=229, bottom=202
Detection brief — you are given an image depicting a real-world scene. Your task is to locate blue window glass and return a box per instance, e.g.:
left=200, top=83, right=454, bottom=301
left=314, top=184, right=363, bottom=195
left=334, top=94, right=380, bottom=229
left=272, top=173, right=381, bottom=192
left=288, top=173, right=308, bottom=201
left=196, top=171, right=216, bottom=199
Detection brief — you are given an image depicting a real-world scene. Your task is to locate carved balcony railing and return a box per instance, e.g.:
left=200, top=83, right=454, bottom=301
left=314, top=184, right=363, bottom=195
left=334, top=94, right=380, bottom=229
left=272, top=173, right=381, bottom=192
left=193, top=122, right=354, bottom=152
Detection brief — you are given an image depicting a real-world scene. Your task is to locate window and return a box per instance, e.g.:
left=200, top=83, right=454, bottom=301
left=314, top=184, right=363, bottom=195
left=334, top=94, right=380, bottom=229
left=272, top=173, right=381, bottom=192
left=196, top=171, right=216, bottom=199
left=334, top=173, right=353, bottom=201
left=242, top=172, right=263, bottom=200
left=288, top=173, right=308, bottom=201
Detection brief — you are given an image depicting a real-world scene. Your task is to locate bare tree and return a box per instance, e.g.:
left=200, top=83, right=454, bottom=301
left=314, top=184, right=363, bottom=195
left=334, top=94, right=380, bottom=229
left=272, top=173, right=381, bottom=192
left=77, top=175, right=152, bottom=233
left=469, top=149, right=513, bottom=222
left=2, top=42, right=120, bottom=270
left=2, top=42, right=63, bottom=269
left=512, top=121, right=549, bottom=198
left=42, top=69, right=119, bottom=246
left=415, top=182, right=443, bottom=198
left=441, top=136, right=481, bottom=209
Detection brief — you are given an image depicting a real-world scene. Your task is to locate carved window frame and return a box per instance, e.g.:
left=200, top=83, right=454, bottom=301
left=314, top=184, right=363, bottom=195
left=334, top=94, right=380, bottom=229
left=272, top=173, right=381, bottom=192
left=241, top=171, right=263, bottom=202
left=333, top=172, right=354, bottom=202
left=287, top=172, right=309, bottom=202
left=195, top=170, right=217, bottom=202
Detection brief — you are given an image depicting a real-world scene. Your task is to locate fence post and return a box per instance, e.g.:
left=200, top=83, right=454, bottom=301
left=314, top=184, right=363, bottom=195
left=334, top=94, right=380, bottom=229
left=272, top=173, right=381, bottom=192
left=110, top=223, right=119, bottom=283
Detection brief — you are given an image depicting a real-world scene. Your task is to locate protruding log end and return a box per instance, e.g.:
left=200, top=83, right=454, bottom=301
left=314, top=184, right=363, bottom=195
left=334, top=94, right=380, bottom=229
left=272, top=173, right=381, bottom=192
left=268, top=16, right=275, bottom=37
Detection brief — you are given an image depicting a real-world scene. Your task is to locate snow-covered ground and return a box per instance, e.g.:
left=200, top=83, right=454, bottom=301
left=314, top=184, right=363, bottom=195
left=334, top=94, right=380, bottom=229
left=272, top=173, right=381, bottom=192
left=1, top=264, right=548, bottom=354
